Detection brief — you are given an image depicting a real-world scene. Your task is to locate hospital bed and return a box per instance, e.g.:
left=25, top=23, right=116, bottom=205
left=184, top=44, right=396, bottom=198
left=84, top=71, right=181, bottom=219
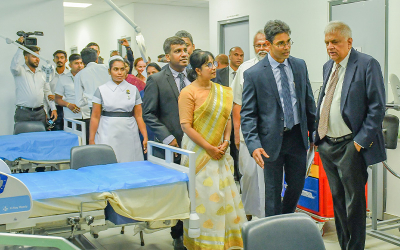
left=0, top=118, right=85, bottom=172
left=0, top=141, right=199, bottom=249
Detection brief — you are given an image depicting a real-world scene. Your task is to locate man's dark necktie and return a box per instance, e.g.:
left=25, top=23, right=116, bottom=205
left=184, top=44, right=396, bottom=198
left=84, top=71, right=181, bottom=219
left=278, top=63, right=294, bottom=129
left=178, top=72, right=186, bottom=92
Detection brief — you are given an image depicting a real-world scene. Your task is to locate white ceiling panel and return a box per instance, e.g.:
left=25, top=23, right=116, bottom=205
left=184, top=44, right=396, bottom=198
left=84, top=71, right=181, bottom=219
left=64, top=0, right=208, bottom=25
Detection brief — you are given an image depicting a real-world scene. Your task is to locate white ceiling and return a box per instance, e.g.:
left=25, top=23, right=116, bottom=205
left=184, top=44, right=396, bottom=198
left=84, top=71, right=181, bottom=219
left=64, top=0, right=209, bottom=25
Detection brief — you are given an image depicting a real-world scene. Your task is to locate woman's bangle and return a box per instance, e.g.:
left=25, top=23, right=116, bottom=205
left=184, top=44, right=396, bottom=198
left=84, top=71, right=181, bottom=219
left=67, top=102, right=70, bottom=108
left=224, top=139, right=230, bottom=144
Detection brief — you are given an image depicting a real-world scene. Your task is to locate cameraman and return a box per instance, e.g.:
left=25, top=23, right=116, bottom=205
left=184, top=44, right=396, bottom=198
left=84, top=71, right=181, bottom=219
left=10, top=36, right=57, bottom=127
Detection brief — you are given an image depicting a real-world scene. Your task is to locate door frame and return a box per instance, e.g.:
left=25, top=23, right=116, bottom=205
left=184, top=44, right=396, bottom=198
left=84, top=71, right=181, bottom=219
left=218, top=16, right=249, bottom=55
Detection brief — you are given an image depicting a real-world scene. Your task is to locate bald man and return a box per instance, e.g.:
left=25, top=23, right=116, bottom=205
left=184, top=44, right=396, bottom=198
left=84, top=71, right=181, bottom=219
left=215, top=54, right=229, bottom=69
left=215, top=47, right=244, bottom=87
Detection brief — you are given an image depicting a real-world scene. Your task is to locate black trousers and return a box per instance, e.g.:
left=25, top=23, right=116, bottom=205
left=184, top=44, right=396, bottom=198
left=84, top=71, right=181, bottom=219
left=14, top=107, right=46, bottom=127
left=49, top=105, right=64, bottom=131
left=318, top=139, right=368, bottom=250
left=229, top=125, right=240, bottom=181
left=152, top=144, right=183, bottom=239
left=263, top=124, right=307, bottom=217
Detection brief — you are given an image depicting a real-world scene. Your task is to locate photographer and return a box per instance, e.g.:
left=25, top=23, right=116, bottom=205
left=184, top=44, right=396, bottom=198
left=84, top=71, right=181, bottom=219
left=10, top=36, right=57, bottom=127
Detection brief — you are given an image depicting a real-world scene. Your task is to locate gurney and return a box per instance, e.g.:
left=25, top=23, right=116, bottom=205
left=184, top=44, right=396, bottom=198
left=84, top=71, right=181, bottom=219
left=0, top=118, right=84, bottom=172
left=0, top=141, right=200, bottom=249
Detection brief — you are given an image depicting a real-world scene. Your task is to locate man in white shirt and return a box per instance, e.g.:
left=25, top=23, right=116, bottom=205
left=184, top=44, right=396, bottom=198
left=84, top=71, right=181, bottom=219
left=74, top=47, right=109, bottom=110
left=55, top=54, right=90, bottom=142
left=11, top=37, right=57, bottom=127
left=48, top=50, right=70, bottom=130
left=231, top=30, right=269, bottom=221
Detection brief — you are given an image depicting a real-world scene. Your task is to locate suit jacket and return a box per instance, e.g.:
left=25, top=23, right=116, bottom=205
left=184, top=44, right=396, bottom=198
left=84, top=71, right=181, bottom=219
left=241, top=55, right=316, bottom=162
left=142, top=66, right=183, bottom=146
left=213, top=67, right=230, bottom=87
left=315, top=48, right=386, bottom=165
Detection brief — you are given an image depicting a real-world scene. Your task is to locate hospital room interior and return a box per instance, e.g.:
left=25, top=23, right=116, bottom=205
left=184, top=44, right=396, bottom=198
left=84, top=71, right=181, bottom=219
left=1, top=0, right=400, bottom=249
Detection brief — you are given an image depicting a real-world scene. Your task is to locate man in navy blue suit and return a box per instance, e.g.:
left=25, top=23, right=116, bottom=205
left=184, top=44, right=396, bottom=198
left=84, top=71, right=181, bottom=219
left=315, top=21, right=386, bottom=250
left=241, top=20, right=316, bottom=217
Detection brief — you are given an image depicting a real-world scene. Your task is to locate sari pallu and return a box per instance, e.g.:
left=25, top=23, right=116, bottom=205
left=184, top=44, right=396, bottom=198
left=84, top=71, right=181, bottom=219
left=181, top=83, right=246, bottom=250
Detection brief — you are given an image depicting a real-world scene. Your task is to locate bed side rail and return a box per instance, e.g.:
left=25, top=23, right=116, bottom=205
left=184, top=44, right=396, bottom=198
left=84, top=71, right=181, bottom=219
left=147, top=141, right=200, bottom=238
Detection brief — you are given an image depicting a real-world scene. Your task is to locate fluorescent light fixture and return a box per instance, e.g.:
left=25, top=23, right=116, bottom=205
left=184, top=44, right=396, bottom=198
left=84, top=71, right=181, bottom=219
left=63, top=2, right=92, bottom=8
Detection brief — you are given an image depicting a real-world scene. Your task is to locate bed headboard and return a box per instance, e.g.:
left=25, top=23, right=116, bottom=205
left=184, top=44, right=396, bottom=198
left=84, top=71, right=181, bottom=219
left=0, top=171, right=32, bottom=224
left=63, top=118, right=86, bottom=145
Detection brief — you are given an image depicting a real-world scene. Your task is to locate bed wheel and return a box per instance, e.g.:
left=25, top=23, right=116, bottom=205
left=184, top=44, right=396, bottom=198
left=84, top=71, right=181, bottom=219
left=140, top=230, right=145, bottom=246
left=121, top=226, right=125, bottom=234
left=93, top=233, right=99, bottom=239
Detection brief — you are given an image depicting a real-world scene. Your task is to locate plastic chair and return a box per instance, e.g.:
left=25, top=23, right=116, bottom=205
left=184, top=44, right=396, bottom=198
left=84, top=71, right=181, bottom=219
left=242, top=213, right=326, bottom=250
left=13, top=121, right=46, bottom=135
left=383, top=114, right=399, bottom=150
left=70, top=144, right=117, bottom=170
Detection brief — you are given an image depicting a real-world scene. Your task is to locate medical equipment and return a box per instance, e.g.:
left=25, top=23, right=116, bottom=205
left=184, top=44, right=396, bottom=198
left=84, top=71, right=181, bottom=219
left=0, top=131, right=79, bottom=173
left=103, top=0, right=149, bottom=63
left=0, top=119, right=85, bottom=173
left=0, top=141, right=199, bottom=249
left=366, top=108, right=400, bottom=247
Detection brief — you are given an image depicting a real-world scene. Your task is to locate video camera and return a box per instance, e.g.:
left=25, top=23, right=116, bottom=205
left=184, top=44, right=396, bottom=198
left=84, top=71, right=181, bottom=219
left=16, top=31, right=43, bottom=46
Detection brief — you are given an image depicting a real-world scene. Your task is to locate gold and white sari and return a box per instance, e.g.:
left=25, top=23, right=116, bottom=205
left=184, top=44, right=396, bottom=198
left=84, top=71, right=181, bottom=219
left=181, top=82, right=246, bottom=250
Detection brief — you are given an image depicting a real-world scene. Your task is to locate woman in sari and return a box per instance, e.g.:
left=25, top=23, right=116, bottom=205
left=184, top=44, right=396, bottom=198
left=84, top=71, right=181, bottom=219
left=178, top=50, right=246, bottom=250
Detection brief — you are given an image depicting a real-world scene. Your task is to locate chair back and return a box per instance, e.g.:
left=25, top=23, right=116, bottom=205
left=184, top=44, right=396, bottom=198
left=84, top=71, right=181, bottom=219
left=70, top=144, right=117, bottom=170
left=14, top=121, right=45, bottom=135
left=242, top=213, right=325, bottom=250
left=383, top=114, right=399, bottom=150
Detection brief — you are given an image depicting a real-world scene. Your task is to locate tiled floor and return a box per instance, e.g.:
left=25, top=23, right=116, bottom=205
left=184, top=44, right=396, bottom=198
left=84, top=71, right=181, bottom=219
left=84, top=219, right=400, bottom=250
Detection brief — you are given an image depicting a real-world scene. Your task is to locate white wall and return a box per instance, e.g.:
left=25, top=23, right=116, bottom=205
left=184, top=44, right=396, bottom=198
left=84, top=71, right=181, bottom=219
left=65, top=3, right=209, bottom=65
left=0, top=0, right=65, bottom=135
left=132, top=3, right=209, bottom=61
left=65, top=4, right=136, bottom=62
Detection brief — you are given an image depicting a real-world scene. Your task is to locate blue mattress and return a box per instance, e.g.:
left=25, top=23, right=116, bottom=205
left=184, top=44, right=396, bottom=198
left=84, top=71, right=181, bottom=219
left=0, top=131, right=79, bottom=161
left=13, top=161, right=188, bottom=200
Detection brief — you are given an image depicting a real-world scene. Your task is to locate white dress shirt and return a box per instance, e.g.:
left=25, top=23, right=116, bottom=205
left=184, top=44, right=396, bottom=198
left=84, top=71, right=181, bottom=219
left=55, top=72, right=90, bottom=119
left=232, top=57, right=260, bottom=141
left=74, top=62, right=110, bottom=108
left=228, top=66, right=236, bottom=87
left=10, top=48, right=56, bottom=110
left=50, top=67, right=70, bottom=94
left=320, top=50, right=352, bottom=138
left=268, top=54, right=299, bottom=127
left=169, top=66, right=191, bottom=92
left=163, top=66, right=191, bottom=145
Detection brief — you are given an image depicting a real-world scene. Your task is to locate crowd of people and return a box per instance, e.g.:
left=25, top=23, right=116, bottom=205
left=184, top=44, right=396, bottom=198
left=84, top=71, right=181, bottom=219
left=10, top=19, right=386, bottom=250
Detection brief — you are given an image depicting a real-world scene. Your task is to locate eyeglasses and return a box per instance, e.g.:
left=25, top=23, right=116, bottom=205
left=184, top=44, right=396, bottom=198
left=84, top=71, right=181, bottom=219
left=273, top=40, right=294, bottom=49
left=253, top=44, right=268, bottom=49
left=205, top=61, right=218, bottom=68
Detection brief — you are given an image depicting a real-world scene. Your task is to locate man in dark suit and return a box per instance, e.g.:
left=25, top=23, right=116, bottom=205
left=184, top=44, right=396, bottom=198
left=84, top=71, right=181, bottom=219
left=214, top=46, right=244, bottom=181
left=315, top=21, right=386, bottom=250
left=241, top=20, right=316, bottom=217
left=214, top=47, right=244, bottom=87
left=142, top=36, right=190, bottom=250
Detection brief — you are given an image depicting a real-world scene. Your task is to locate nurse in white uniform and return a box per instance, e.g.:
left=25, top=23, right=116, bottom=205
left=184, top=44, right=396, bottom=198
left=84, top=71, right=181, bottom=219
left=89, top=56, right=148, bottom=162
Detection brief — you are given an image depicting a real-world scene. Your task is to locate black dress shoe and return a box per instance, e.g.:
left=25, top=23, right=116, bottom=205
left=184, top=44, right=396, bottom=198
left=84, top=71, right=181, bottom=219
left=173, top=236, right=186, bottom=250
